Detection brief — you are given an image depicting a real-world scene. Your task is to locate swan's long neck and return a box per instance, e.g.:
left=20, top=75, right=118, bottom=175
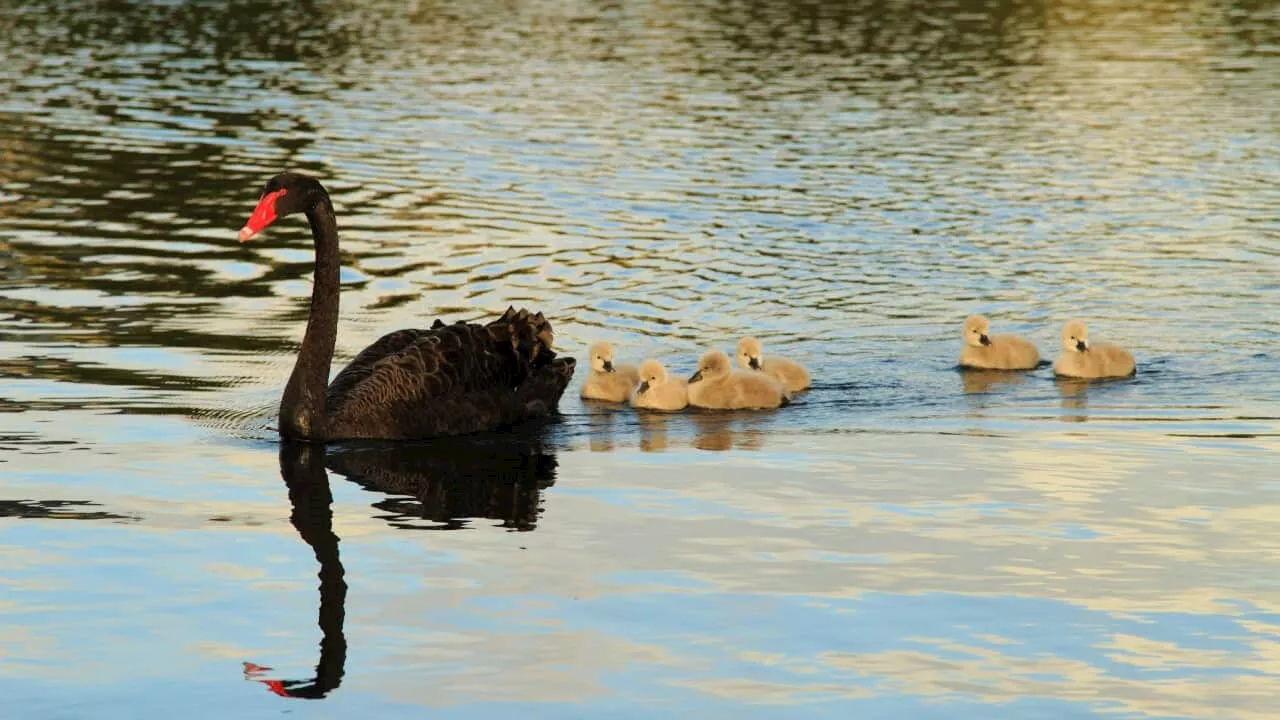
left=280, top=196, right=340, bottom=440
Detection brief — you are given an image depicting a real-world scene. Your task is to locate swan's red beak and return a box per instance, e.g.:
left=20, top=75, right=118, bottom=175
left=239, top=188, right=287, bottom=242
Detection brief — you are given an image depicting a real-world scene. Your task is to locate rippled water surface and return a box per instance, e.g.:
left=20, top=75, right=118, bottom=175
left=3, top=0, right=1280, bottom=717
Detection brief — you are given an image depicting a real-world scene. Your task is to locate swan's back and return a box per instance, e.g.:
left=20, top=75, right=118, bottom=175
left=689, top=370, right=787, bottom=410
left=582, top=366, right=640, bottom=402
left=324, top=307, right=574, bottom=440
left=733, top=370, right=789, bottom=408
left=762, top=356, right=811, bottom=393
left=1094, top=342, right=1136, bottom=376
left=1052, top=319, right=1135, bottom=380
left=1054, top=341, right=1135, bottom=379
left=960, top=334, right=1040, bottom=370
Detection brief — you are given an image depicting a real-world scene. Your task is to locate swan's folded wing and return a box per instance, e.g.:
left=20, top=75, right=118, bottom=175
left=328, top=323, right=514, bottom=407
left=325, top=327, right=435, bottom=404
left=324, top=307, right=569, bottom=438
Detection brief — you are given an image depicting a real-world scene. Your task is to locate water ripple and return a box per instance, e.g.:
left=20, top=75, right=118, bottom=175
left=2, top=0, right=1280, bottom=716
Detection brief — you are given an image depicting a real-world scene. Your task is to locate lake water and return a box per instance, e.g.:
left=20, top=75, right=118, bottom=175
left=2, top=0, right=1279, bottom=717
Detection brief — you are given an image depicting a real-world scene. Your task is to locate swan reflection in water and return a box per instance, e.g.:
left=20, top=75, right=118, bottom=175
left=958, top=368, right=1031, bottom=396
left=691, top=412, right=766, bottom=452
left=583, top=401, right=626, bottom=453
left=326, top=431, right=559, bottom=531
left=1055, top=377, right=1092, bottom=423
left=244, top=442, right=347, bottom=699
left=246, top=431, right=559, bottom=698
left=637, top=411, right=671, bottom=452
left=628, top=410, right=770, bottom=452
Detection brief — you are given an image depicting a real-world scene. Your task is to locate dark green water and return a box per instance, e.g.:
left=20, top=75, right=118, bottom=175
left=2, top=1, right=1279, bottom=717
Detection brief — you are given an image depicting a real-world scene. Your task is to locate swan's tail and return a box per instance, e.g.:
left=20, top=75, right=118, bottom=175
left=489, top=306, right=558, bottom=366
left=488, top=307, right=576, bottom=413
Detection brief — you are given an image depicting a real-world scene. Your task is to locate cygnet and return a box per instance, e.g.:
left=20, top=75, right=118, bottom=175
left=688, top=350, right=788, bottom=410
left=735, top=337, right=811, bottom=393
left=1052, top=320, right=1136, bottom=379
left=581, top=341, right=640, bottom=402
left=957, top=314, right=1040, bottom=371
left=630, top=359, right=688, bottom=412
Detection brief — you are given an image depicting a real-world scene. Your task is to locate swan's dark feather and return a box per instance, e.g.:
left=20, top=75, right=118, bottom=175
left=324, top=328, right=431, bottom=403
left=322, top=307, right=575, bottom=440
left=241, top=173, right=572, bottom=442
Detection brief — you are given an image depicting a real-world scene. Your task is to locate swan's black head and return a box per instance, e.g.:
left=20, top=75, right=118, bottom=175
left=239, top=172, right=329, bottom=242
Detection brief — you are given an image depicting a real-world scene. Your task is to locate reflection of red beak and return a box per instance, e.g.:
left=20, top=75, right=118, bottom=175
left=261, top=679, right=289, bottom=697
left=239, top=188, right=287, bottom=242
left=244, top=661, right=291, bottom=696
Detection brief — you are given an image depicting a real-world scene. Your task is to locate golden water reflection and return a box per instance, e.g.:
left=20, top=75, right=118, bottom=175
left=1, top=0, right=1279, bottom=715
left=1, top=427, right=1278, bottom=716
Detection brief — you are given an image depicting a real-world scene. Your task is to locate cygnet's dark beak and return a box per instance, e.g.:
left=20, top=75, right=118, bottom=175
left=1075, top=340, right=1087, bottom=352
left=688, top=370, right=703, bottom=384
left=979, top=334, right=991, bottom=347
left=602, top=360, right=614, bottom=372
left=748, top=357, right=761, bottom=370
left=637, top=381, right=650, bottom=395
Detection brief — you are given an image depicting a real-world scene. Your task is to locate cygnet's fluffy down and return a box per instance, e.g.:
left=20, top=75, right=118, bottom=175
left=735, top=337, right=810, bottom=393
left=1052, top=320, right=1136, bottom=379
left=630, top=359, right=688, bottom=411
left=957, top=315, right=1040, bottom=371
left=580, top=341, right=640, bottom=402
left=688, top=350, right=788, bottom=410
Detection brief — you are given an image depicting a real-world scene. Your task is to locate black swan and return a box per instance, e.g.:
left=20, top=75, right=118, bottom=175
left=238, top=172, right=575, bottom=441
